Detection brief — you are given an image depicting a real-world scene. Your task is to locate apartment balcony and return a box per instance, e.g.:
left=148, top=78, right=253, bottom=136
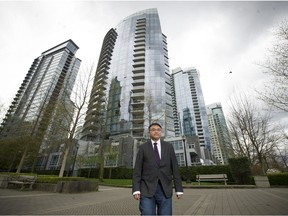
left=131, top=117, right=144, bottom=123
left=135, top=37, right=145, bottom=42
left=135, top=29, right=146, bottom=34
left=131, top=99, right=144, bottom=105
left=132, top=79, right=144, bottom=86
left=131, top=132, right=144, bottom=140
left=131, top=86, right=144, bottom=93
left=132, top=66, right=145, bottom=73
left=130, top=107, right=144, bottom=114
left=97, top=71, right=107, bottom=79
left=133, top=51, right=145, bottom=57
left=133, top=56, right=145, bottom=62
left=134, top=46, right=145, bottom=52
left=135, top=33, right=145, bottom=39
left=133, top=61, right=145, bottom=68
left=99, top=65, right=109, bottom=72
left=131, top=92, right=144, bottom=99
left=136, top=18, right=146, bottom=22
left=134, top=41, right=146, bottom=47
left=136, top=21, right=146, bottom=26
left=9, top=104, right=15, bottom=109
left=131, top=125, right=144, bottom=131
left=136, top=26, right=146, bottom=31
left=94, top=80, right=107, bottom=89
left=132, top=73, right=145, bottom=79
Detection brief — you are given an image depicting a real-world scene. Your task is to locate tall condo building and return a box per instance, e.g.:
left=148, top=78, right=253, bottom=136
left=171, top=67, right=213, bottom=163
left=207, top=103, right=234, bottom=164
left=81, top=8, right=175, bottom=144
left=0, top=40, right=81, bottom=147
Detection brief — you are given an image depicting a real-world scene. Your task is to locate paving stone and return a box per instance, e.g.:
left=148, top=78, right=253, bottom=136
left=0, top=186, right=288, bottom=215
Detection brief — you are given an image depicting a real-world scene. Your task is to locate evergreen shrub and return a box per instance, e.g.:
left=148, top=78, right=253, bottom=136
left=228, top=157, right=253, bottom=185
left=79, top=167, right=133, bottom=179
left=267, top=173, right=288, bottom=186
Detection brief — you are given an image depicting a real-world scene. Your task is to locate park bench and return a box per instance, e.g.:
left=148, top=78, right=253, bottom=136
left=7, top=175, right=37, bottom=190
left=196, top=174, right=228, bottom=185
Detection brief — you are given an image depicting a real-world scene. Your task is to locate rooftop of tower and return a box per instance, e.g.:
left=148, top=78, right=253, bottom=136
left=116, top=8, right=158, bottom=26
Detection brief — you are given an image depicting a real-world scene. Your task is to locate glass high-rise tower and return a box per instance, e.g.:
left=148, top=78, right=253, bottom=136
left=207, top=103, right=234, bottom=164
left=81, top=8, right=174, bottom=143
left=171, top=67, right=213, bottom=163
left=0, top=39, right=81, bottom=142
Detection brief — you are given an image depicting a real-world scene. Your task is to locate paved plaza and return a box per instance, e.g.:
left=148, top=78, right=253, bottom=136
left=0, top=186, right=288, bottom=215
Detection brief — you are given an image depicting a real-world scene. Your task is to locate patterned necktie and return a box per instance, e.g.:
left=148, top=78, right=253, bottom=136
left=153, top=143, right=161, bottom=165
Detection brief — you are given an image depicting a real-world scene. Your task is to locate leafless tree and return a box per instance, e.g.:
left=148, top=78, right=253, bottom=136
left=143, top=91, right=166, bottom=138
left=58, top=64, right=94, bottom=177
left=105, top=142, right=119, bottom=179
left=274, top=127, right=288, bottom=170
left=227, top=93, right=281, bottom=175
left=257, top=19, right=288, bottom=112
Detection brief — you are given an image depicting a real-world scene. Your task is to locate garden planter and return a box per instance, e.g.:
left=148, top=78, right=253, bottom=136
left=253, top=175, right=270, bottom=188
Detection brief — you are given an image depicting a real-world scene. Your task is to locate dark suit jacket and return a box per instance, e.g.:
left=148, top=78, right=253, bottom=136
left=132, top=140, right=183, bottom=198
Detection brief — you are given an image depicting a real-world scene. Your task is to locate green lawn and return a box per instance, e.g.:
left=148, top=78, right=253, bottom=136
left=100, top=178, right=132, bottom=186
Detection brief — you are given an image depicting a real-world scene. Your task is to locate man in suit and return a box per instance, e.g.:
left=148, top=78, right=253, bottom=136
left=132, top=122, right=183, bottom=215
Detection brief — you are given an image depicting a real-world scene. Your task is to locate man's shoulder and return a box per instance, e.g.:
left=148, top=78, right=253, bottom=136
left=139, top=140, right=151, bottom=148
left=161, top=140, right=172, bottom=146
left=161, top=140, right=170, bottom=144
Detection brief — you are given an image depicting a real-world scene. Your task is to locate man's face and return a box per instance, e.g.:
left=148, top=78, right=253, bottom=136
left=149, top=125, right=161, bottom=141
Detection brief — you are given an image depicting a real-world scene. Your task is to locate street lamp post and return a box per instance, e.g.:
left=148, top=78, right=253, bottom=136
left=183, top=137, right=191, bottom=184
left=71, top=143, right=80, bottom=177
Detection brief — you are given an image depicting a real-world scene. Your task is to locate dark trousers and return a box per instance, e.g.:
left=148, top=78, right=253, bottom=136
left=139, top=181, right=172, bottom=215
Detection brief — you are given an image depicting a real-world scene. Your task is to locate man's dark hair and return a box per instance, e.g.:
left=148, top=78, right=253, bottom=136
left=148, top=122, right=162, bottom=130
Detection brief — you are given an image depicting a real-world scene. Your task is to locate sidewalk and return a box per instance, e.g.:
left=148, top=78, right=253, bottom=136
left=0, top=186, right=288, bottom=215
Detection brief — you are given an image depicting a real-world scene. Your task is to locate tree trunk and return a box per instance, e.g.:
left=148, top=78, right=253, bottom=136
left=98, top=141, right=105, bottom=182
left=16, top=144, right=29, bottom=173
left=59, top=143, right=70, bottom=177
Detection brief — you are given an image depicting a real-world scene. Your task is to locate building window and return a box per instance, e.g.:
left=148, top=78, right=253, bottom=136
left=50, top=155, right=60, bottom=166
left=188, top=143, right=195, bottom=149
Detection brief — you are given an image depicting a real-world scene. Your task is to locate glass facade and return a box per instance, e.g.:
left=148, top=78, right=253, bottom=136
left=82, top=8, right=174, bottom=141
left=171, top=67, right=213, bottom=160
left=0, top=40, right=81, bottom=142
left=207, top=103, right=234, bottom=164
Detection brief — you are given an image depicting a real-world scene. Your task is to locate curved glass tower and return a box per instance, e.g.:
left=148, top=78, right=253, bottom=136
left=82, top=8, right=174, bottom=142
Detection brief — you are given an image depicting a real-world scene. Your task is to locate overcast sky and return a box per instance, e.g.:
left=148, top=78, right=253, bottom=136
left=0, top=1, right=287, bottom=127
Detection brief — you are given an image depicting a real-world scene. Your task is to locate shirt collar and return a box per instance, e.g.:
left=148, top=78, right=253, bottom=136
left=151, top=139, right=160, bottom=145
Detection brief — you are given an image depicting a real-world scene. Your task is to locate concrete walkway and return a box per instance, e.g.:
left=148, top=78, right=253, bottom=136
left=0, top=186, right=288, bottom=215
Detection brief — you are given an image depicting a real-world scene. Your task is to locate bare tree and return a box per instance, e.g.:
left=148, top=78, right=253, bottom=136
left=227, top=93, right=280, bottom=175
left=257, top=19, right=288, bottom=112
left=58, top=64, right=94, bottom=177
left=105, top=142, right=119, bottom=179
left=274, top=127, right=288, bottom=170
left=143, top=91, right=165, bottom=137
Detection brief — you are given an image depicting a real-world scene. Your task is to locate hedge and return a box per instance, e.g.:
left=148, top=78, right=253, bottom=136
left=267, top=173, right=288, bottom=186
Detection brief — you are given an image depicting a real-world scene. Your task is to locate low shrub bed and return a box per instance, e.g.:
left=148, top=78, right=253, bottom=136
left=268, top=173, right=288, bottom=186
